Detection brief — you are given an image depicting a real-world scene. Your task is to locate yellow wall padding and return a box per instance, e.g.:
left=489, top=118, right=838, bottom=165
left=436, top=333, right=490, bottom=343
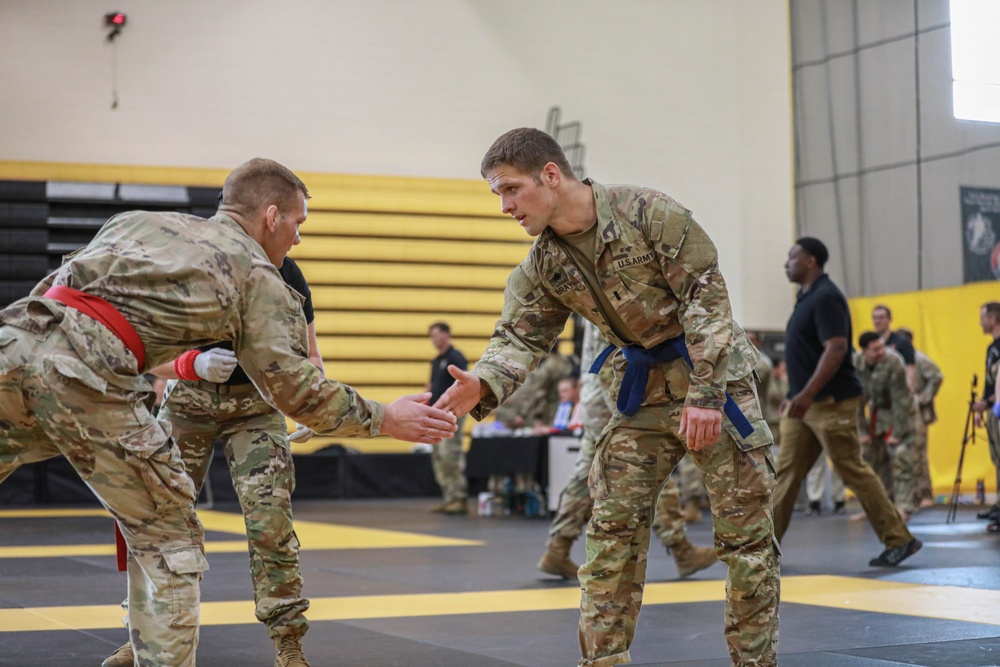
left=849, top=282, right=1000, bottom=498
left=290, top=236, right=529, bottom=266
left=292, top=261, right=514, bottom=289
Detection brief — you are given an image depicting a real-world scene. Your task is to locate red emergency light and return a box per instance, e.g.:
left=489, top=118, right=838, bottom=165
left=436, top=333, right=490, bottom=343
left=105, top=12, right=127, bottom=26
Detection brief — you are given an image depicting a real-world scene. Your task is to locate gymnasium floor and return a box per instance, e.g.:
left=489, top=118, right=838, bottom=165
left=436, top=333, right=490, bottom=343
left=1, top=499, right=998, bottom=667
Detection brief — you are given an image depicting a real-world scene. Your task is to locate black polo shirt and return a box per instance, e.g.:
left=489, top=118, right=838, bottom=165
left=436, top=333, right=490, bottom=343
left=984, top=338, right=1000, bottom=403
left=785, top=273, right=863, bottom=402
left=885, top=331, right=915, bottom=365
left=199, top=256, right=314, bottom=386
left=429, top=345, right=468, bottom=404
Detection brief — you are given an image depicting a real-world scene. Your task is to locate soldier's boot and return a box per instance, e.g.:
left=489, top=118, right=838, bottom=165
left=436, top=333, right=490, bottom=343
left=440, top=498, right=468, bottom=515
left=430, top=501, right=448, bottom=513
left=682, top=499, right=703, bottom=524
left=670, top=537, right=717, bottom=578
left=101, top=642, right=134, bottom=667
left=274, top=635, right=312, bottom=667
left=537, top=535, right=579, bottom=579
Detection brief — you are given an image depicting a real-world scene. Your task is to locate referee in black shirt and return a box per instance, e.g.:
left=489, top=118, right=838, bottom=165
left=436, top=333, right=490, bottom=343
left=427, top=322, right=469, bottom=514
left=771, top=237, right=921, bottom=567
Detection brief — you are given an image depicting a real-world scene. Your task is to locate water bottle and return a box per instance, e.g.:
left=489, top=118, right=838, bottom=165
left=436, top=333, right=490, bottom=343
left=976, top=478, right=986, bottom=505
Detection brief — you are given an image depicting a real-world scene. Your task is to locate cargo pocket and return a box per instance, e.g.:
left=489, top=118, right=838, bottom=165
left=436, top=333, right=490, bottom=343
left=587, top=430, right=614, bottom=502
left=162, top=546, right=209, bottom=628
left=46, top=354, right=108, bottom=394
left=119, top=422, right=197, bottom=512
left=722, top=376, right=773, bottom=452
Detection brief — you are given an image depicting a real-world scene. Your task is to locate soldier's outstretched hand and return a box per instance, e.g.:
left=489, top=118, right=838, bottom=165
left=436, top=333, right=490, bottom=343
left=432, top=365, right=484, bottom=418
left=381, top=392, right=457, bottom=444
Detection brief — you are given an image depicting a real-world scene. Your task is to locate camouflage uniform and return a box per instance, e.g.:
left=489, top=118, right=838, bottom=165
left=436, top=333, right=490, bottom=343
left=911, top=349, right=942, bottom=504
left=549, top=321, right=700, bottom=555
left=495, top=351, right=575, bottom=429
left=472, top=182, right=778, bottom=667
left=0, top=211, right=382, bottom=667
left=855, top=349, right=918, bottom=514
left=764, top=371, right=787, bottom=449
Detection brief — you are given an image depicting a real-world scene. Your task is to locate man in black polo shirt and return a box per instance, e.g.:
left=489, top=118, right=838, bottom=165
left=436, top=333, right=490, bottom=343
left=771, top=237, right=921, bottom=567
left=427, top=321, right=469, bottom=514
left=972, top=301, right=1000, bottom=530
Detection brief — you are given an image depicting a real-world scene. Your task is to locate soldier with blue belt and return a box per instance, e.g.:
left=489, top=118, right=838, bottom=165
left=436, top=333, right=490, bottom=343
left=436, top=128, right=778, bottom=667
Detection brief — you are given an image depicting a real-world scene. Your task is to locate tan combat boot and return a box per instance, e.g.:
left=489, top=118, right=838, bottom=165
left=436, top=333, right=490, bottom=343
left=440, top=498, right=468, bottom=515
left=682, top=499, right=703, bottom=524
left=274, top=635, right=312, bottom=667
left=537, top=535, right=579, bottom=579
left=102, top=642, right=134, bottom=667
left=670, top=537, right=717, bottom=578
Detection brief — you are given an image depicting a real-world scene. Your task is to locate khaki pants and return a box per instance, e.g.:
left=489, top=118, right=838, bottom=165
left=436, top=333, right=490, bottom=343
left=773, top=396, right=913, bottom=548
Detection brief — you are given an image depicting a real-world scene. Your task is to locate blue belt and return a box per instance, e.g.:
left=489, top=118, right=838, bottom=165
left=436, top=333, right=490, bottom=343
left=590, top=336, right=755, bottom=439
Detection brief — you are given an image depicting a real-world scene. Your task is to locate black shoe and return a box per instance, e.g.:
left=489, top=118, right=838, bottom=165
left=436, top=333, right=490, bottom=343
left=988, top=521, right=1000, bottom=534
left=869, top=538, right=922, bottom=567
left=833, top=500, right=846, bottom=515
left=806, top=501, right=821, bottom=516
left=976, top=507, right=1000, bottom=520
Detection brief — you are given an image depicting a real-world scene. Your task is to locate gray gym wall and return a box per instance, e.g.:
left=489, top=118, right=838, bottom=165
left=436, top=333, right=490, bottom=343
left=791, top=0, right=1000, bottom=298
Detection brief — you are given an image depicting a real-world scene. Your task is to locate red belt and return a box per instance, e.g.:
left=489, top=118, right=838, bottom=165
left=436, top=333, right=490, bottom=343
left=44, top=285, right=146, bottom=370
left=44, top=285, right=146, bottom=572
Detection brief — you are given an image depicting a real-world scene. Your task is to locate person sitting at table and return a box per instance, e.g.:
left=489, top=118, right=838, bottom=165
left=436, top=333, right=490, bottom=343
left=495, top=350, right=575, bottom=433
left=550, top=376, right=582, bottom=434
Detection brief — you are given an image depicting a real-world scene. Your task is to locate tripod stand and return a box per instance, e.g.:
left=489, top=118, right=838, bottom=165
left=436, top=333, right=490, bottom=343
left=947, top=374, right=979, bottom=523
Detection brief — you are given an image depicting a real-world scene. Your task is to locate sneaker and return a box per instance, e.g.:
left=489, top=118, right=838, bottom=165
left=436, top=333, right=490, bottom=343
left=869, top=538, right=922, bottom=567
left=987, top=521, right=1000, bottom=534
left=976, top=506, right=1000, bottom=520
left=806, top=501, right=821, bottom=516
left=833, top=500, right=846, bottom=515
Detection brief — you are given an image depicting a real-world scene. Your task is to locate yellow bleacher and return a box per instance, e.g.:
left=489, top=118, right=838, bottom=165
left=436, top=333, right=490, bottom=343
left=286, top=172, right=575, bottom=454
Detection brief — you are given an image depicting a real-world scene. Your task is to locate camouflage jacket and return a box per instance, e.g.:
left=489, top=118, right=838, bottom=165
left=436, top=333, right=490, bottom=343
left=472, top=180, right=758, bottom=419
left=578, top=319, right=616, bottom=429
left=854, top=349, right=916, bottom=440
left=913, top=349, right=943, bottom=424
left=2, top=211, right=380, bottom=437
left=494, top=350, right=575, bottom=427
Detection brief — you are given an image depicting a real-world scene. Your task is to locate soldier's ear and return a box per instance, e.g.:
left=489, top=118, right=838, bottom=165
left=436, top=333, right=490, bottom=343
left=264, top=204, right=280, bottom=231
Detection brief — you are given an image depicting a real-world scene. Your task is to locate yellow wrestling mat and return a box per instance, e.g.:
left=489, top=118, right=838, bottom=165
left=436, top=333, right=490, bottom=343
left=3, top=509, right=999, bottom=634
left=1, top=575, right=999, bottom=632
left=0, top=509, right=481, bottom=558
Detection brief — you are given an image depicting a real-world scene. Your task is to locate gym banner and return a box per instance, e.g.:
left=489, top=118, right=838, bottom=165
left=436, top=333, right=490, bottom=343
left=962, top=186, right=1000, bottom=283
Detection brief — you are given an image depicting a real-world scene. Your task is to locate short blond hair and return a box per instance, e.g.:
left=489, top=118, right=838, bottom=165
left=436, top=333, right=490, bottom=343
left=222, top=158, right=309, bottom=218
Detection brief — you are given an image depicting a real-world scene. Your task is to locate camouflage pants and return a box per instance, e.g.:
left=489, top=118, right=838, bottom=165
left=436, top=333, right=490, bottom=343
left=578, top=364, right=778, bottom=667
left=432, top=414, right=467, bottom=503
left=912, top=418, right=933, bottom=503
left=773, top=396, right=913, bottom=548
left=548, top=422, right=689, bottom=549
left=156, top=380, right=308, bottom=641
left=677, top=454, right=708, bottom=505
left=862, top=433, right=916, bottom=513
left=0, top=319, right=206, bottom=667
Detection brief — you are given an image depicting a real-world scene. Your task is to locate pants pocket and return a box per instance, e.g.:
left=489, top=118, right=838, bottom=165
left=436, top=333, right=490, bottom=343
left=120, top=422, right=197, bottom=512
left=162, top=546, right=209, bottom=628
